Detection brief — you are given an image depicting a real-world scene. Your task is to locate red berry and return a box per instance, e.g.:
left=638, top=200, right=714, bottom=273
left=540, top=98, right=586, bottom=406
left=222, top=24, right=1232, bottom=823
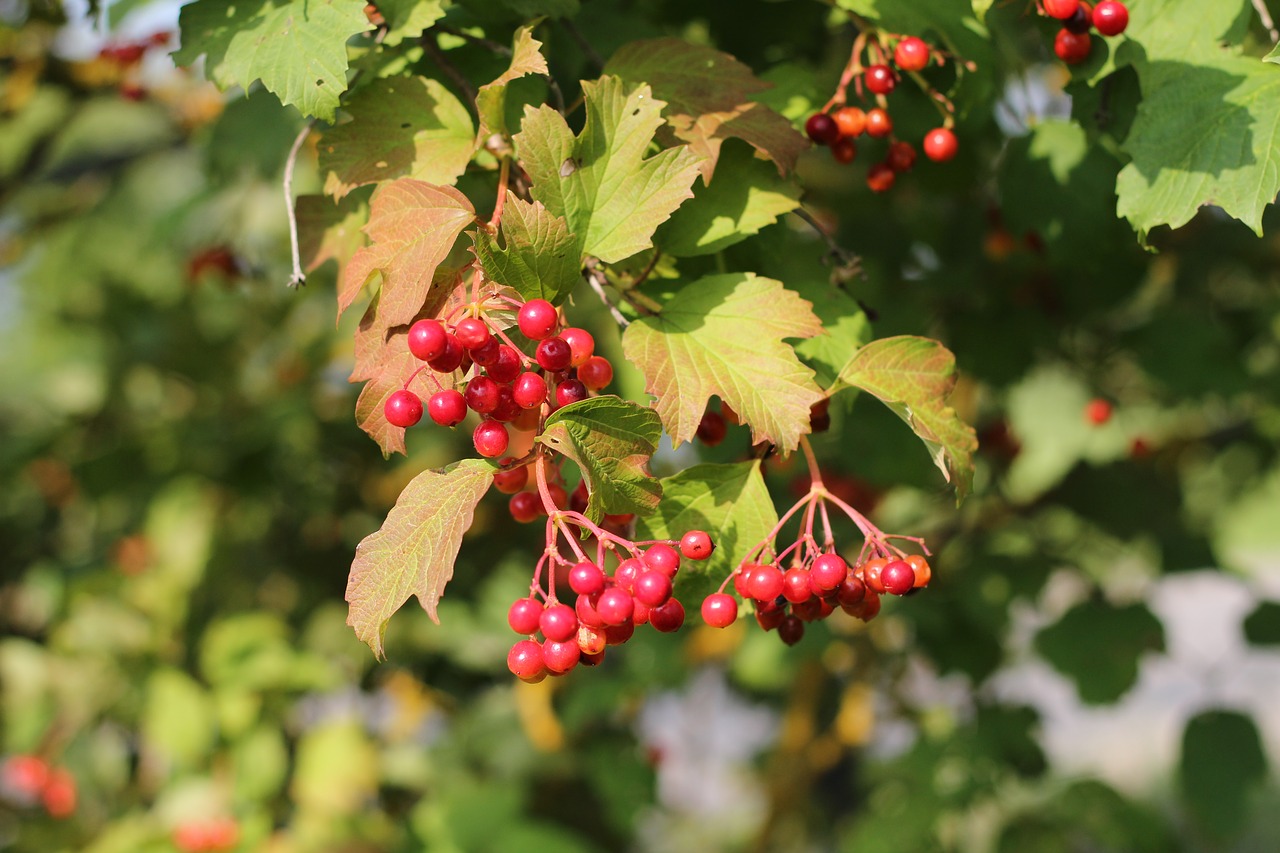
left=490, top=387, right=520, bottom=422
left=465, top=375, right=501, bottom=414
left=649, top=598, right=685, bottom=632
left=427, top=333, right=464, bottom=373
left=1092, top=0, right=1128, bottom=35
left=555, top=379, right=588, bottom=408
left=542, top=639, right=581, bottom=673
left=605, top=619, right=635, bottom=645
left=907, top=554, right=932, bottom=588
left=865, top=108, right=893, bottom=138
left=569, top=561, right=606, bottom=596
left=428, top=389, right=467, bottom=426
left=782, top=567, right=812, bottom=603
left=1064, top=1, right=1093, bottom=33
left=487, top=345, right=523, bottom=383
left=836, top=573, right=867, bottom=607
left=536, top=336, right=572, bottom=371
left=864, top=64, right=896, bottom=95
left=614, top=557, right=645, bottom=593
left=560, top=327, right=595, bottom=366
left=454, top=317, right=491, bottom=350
left=862, top=557, right=888, bottom=594
left=547, top=482, right=568, bottom=509
left=833, top=106, right=866, bottom=138
left=576, top=593, right=606, bottom=629
left=679, top=530, right=714, bottom=561
left=597, top=587, right=634, bottom=626
left=408, top=319, right=448, bottom=361
left=1042, top=0, right=1080, bottom=19
left=569, top=479, right=589, bottom=513
left=893, top=36, right=930, bottom=72
left=632, top=599, right=651, bottom=625
left=508, top=596, right=544, bottom=634
left=701, top=593, right=738, bottom=628
left=1085, top=397, right=1112, bottom=425
left=745, top=564, right=785, bottom=602
left=810, top=554, right=848, bottom=591
left=881, top=559, right=916, bottom=596
left=777, top=615, right=805, bottom=645
left=1054, top=28, right=1093, bottom=64
left=887, top=140, right=917, bottom=173
left=513, top=372, right=548, bottom=408
left=755, top=602, right=786, bottom=631
left=578, top=356, right=613, bottom=390
left=384, top=389, right=423, bottom=427
left=792, top=595, right=824, bottom=622
left=643, top=543, right=681, bottom=576
left=41, top=769, right=76, bottom=818
left=697, top=410, right=727, bottom=446
left=473, top=420, right=509, bottom=457
left=470, top=336, right=501, bottom=366
left=805, top=112, right=841, bottom=145
left=867, top=162, right=896, bottom=192
left=518, top=299, right=558, bottom=340
left=852, top=588, right=882, bottom=621
left=577, top=623, right=607, bottom=655
left=2, top=755, right=49, bottom=800
left=507, top=638, right=546, bottom=679
left=493, top=461, right=528, bottom=494
left=832, top=137, right=857, bottom=164
left=508, top=491, right=542, bottom=523
left=539, top=602, right=578, bottom=642
left=634, top=570, right=673, bottom=607
left=923, top=127, right=958, bottom=162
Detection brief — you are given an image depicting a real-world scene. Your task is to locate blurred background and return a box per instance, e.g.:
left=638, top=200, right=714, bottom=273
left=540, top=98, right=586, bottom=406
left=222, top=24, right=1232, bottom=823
left=3, top=0, right=1280, bottom=850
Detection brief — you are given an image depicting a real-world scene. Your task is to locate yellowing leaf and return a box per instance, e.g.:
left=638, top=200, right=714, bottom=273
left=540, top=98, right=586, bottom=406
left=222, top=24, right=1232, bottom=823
left=345, top=459, right=494, bottom=658
left=538, top=396, right=662, bottom=523
left=340, top=179, right=475, bottom=327
left=475, top=23, right=548, bottom=141
left=837, top=336, right=978, bottom=500
left=320, top=76, right=475, bottom=200
left=621, top=273, right=824, bottom=451
left=514, top=75, right=704, bottom=263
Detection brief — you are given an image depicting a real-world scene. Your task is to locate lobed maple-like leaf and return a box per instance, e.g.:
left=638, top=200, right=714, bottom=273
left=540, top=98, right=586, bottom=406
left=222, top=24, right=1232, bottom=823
left=475, top=23, right=548, bottom=142
left=174, top=0, right=370, bottom=122
left=353, top=332, right=420, bottom=457
left=296, top=192, right=369, bottom=280
left=538, top=396, right=662, bottom=523
left=621, top=273, right=824, bottom=451
left=339, top=179, right=475, bottom=329
left=514, top=75, right=704, bottom=263
left=473, top=193, right=580, bottom=304
left=376, top=0, right=447, bottom=46
left=345, top=458, right=494, bottom=658
left=635, top=461, right=777, bottom=603
left=320, top=76, right=475, bottom=200
left=605, top=38, right=807, bottom=181
left=837, top=336, right=978, bottom=501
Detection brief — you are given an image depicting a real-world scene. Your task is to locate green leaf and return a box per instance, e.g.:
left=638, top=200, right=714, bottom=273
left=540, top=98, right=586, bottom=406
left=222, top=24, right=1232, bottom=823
left=655, top=141, right=801, bottom=257
left=538, top=396, right=663, bottom=523
left=1266, top=43, right=1280, bottom=65
left=1180, top=710, right=1268, bottom=840
left=515, top=75, right=704, bottom=263
left=473, top=194, right=580, bottom=303
left=296, top=191, right=369, bottom=280
left=635, top=461, right=778, bottom=603
left=622, top=272, right=824, bottom=451
left=141, top=668, right=215, bottom=769
left=345, top=458, right=494, bottom=658
left=1213, top=464, right=1280, bottom=577
left=377, top=0, right=447, bottom=46
left=1035, top=599, right=1164, bottom=704
left=605, top=38, right=808, bottom=181
left=339, top=179, right=475, bottom=326
left=173, top=0, right=370, bottom=122
left=837, top=336, right=978, bottom=500
left=319, top=76, right=475, bottom=199
left=475, top=23, right=548, bottom=141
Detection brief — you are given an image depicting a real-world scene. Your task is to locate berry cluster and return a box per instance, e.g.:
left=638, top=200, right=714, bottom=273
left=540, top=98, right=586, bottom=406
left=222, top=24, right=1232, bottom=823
left=0, top=754, right=77, bottom=818
left=805, top=31, right=960, bottom=193
left=1041, top=0, right=1130, bottom=65
left=384, top=297, right=615, bottom=461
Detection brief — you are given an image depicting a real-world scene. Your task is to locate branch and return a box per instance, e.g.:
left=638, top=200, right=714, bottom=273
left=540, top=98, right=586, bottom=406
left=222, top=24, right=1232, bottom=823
left=1253, top=0, right=1280, bottom=43
left=583, top=263, right=629, bottom=328
left=792, top=206, right=862, bottom=279
left=560, top=18, right=604, bottom=71
left=423, top=34, right=478, bottom=107
left=283, top=121, right=313, bottom=289
left=435, top=23, right=512, bottom=56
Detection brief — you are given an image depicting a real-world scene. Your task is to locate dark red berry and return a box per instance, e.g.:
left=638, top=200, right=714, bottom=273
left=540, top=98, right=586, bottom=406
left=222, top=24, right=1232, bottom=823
left=427, top=333, right=464, bottom=373
left=697, top=410, right=727, bottom=446
left=649, top=598, right=685, bottom=632
left=487, top=345, right=523, bottom=383
left=518, top=299, right=558, bottom=340
left=465, top=375, right=501, bottom=414
left=881, top=559, right=916, bottom=596
left=454, top=317, right=491, bottom=350
left=473, top=420, right=509, bottom=458
left=508, top=491, right=542, bottom=523
left=578, top=356, right=613, bottom=390
left=1064, top=2, right=1093, bottom=33
left=923, top=127, right=958, bottom=162
left=539, top=603, right=578, bottom=642
left=508, top=597, right=544, bottom=634
left=493, top=462, right=528, bottom=494
left=701, top=593, right=738, bottom=628
left=893, top=36, right=930, bottom=72
left=867, top=162, right=896, bottom=192
left=887, top=140, right=917, bottom=173
left=604, top=619, right=635, bottom=645
left=864, top=64, right=896, bottom=95
left=1092, top=0, right=1128, bottom=35
left=470, top=336, right=501, bottom=366
left=836, top=573, right=867, bottom=607
left=832, top=137, right=857, bottom=164
left=1054, top=28, right=1092, bottom=64
left=513, top=372, right=548, bottom=408
left=408, top=319, right=447, bottom=361
left=536, top=336, right=572, bottom=371
left=555, top=379, right=588, bottom=408
left=679, top=530, right=714, bottom=561
left=804, top=112, right=841, bottom=146
left=569, top=561, right=606, bottom=596
left=508, top=639, right=546, bottom=680
left=384, top=390, right=423, bottom=427
left=560, top=327, right=594, bottom=366
left=777, top=615, right=805, bottom=645
left=756, top=602, right=786, bottom=631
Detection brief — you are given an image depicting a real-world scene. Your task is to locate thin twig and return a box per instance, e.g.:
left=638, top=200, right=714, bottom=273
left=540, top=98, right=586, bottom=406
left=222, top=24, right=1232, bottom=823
left=1253, top=0, right=1280, bottom=42
left=423, top=35, right=478, bottom=106
left=792, top=206, right=861, bottom=273
left=543, top=73, right=566, bottom=116
left=584, top=264, right=629, bottom=328
left=284, top=121, right=313, bottom=289
left=560, top=17, right=604, bottom=71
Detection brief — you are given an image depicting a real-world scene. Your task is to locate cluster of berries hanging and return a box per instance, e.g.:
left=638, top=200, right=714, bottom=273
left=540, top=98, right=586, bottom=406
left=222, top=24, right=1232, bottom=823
left=804, top=32, right=960, bottom=193
left=1042, top=0, right=1130, bottom=64
left=0, top=754, right=77, bottom=819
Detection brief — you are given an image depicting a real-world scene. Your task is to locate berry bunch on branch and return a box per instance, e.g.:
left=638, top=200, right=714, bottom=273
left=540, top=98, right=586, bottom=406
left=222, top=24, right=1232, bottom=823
left=1040, top=0, right=1130, bottom=64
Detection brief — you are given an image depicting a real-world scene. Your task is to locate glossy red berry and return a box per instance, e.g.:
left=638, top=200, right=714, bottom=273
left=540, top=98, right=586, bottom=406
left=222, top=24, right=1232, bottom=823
left=643, top=543, right=681, bottom=577
left=454, top=317, right=491, bottom=350
left=507, top=638, right=546, bottom=679
left=810, top=554, right=848, bottom=591
left=1042, top=0, right=1080, bottom=19
left=542, top=639, right=581, bottom=673
left=493, top=462, right=528, bottom=494
left=701, top=593, right=738, bottom=628
left=539, top=603, right=578, bottom=642
left=634, top=570, right=673, bottom=607
left=894, top=36, right=930, bottom=71
left=536, top=336, right=573, bottom=371
left=465, top=375, right=501, bottom=414
left=864, top=64, right=896, bottom=95
left=782, top=567, right=812, bottom=603
left=923, top=127, right=958, bottom=162
left=836, top=573, right=867, bottom=607
left=833, top=106, right=866, bottom=138
left=408, top=319, right=448, bottom=361
left=473, top=420, right=509, bottom=458
left=427, top=333, right=464, bottom=373
left=1085, top=397, right=1112, bottom=425
left=490, top=387, right=520, bottom=422
left=513, top=372, right=548, bottom=408
left=881, top=559, right=916, bottom=596
left=862, top=557, right=888, bottom=594
left=487, top=345, right=523, bottom=383
left=576, top=593, right=606, bottom=629
left=1064, top=1, right=1093, bottom=33
left=745, top=564, right=785, bottom=602
left=604, top=619, right=635, bottom=645
left=569, top=561, right=606, bottom=596
left=907, top=554, right=933, bottom=588
left=614, top=557, right=645, bottom=593
left=384, top=390, right=423, bottom=427
left=427, top=389, right=467, bottom=426
left=470, top=336, right=501, bottom=367
left=578, top=356, right=613, bottom=390
left=597, top=587, right=634, bottom=626
left=1092, top=0, right=1128, bottom=35
left=853, top=588, right=882, bottom=621
left=778, top=615, right=805, bottom=646
left=508, top=491, right=542, bottom=523
left=805, top=112, right=841, bottom=145
left=559, top=327, right=595, bottom=366
left=697, top=410, right=727, bottom=446
left=555, top=379, right=588, bottom=408
left=867, top=162, right=896, bottom=192
left=649, top=598, right=685, bottom=632
left=518, top=298, right=558, bottom=340
left=832, top=137, right=857, bottom=164
left=865, top=108, right=893, bottom=138
left=508, top=597, right=544, bottom=634
left=1054, top=29, right=1093, bottom=64
left=887, top=140, right=917, bottom=173
left=756, top=602, right=786, bottom=631
left=679, top=530, right=714, bottom=561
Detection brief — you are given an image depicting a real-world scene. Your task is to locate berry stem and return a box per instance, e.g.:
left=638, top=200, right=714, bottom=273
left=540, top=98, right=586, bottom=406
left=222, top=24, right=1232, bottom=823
left=487, top=157, right=512, bottom=233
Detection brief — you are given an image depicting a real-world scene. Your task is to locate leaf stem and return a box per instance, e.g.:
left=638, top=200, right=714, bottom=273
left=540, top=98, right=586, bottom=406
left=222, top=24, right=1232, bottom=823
left=283, top=121, right=313, bottom=289
left=487, top=158, right=512, bottom=232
